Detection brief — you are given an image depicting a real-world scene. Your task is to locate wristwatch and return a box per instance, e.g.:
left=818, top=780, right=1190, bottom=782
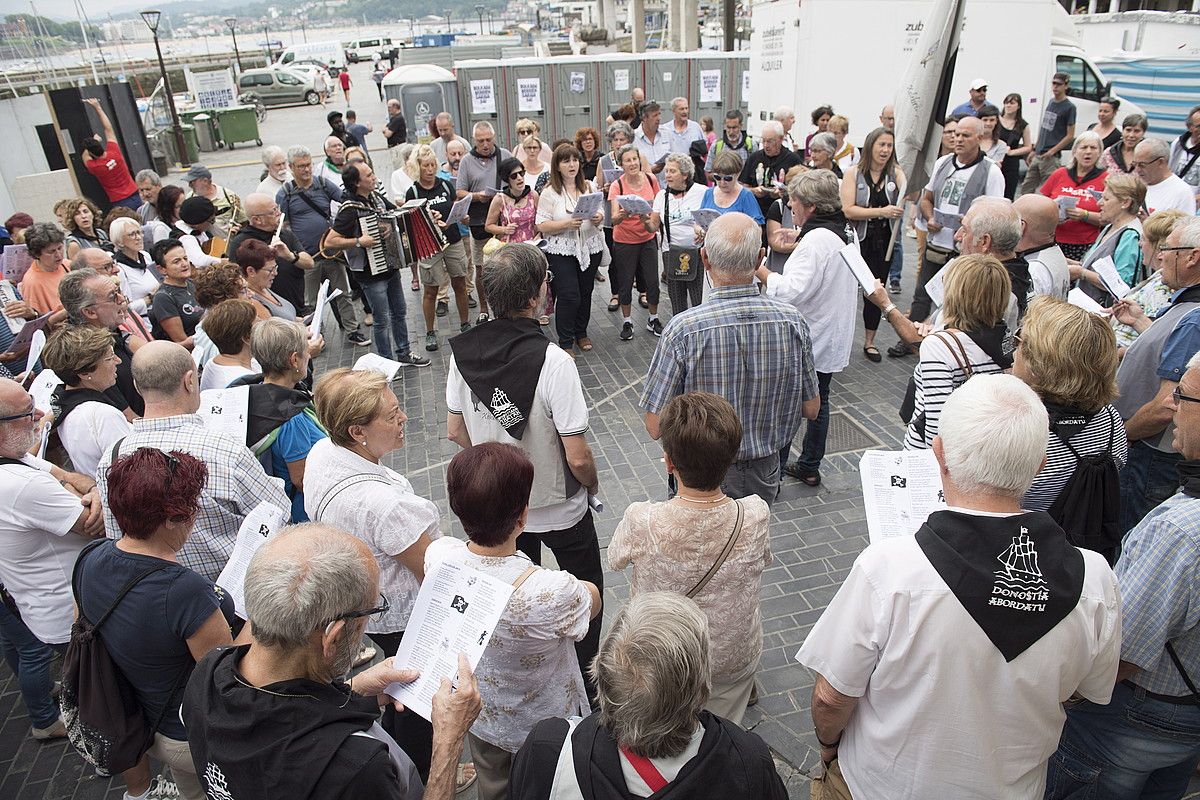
left=882, top=303, right=898, bottom=317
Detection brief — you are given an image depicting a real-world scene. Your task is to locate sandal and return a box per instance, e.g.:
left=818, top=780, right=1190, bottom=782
left=410, top=277, right=420, bottom=292
left=863, top=345, right=882, bottom=363
left=782, top=461, right=821, bottom=486
left=608, top=296, right=619, bottom=312
left=455, top=762, right=477, bottom=794
left=638, top=292, right=649, bottom=309
left=538, top=315, right=550, bottom=326
left=577, top=337, right=593, bottom=351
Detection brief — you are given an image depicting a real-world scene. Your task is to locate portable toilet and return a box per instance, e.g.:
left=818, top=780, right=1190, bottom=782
left=455, top=59, right=508, bottom=149
left=381, top=64, right=461, bottom=144
left=550, top=55, right=602, bottom=142
left=599, top=53, right=647, bottom=119
left=643, top=51, right=690, bottom=109
left=501, top=57, right=554, bottom=146
left=690, top=53, right=731, bottom=127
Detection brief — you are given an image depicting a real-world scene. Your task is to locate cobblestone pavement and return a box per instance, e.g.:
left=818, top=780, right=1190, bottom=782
left=4, top=61, right=1198, bottom=800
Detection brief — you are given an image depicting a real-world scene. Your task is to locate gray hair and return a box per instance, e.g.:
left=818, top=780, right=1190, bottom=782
left=1072, top=130, right=1104, bottom=154
left=261, top=145, right=286, bottom=166
left=761, top=120, right=784, bottom=139
left=131, top=340, right=195, bottom=397
left=968, top=196, right=1022, bottom=254
left=69, top=250, right=96, bottom=273
left=790, top=169, right=842, bottom=215
left=1177, top=216, right=1200, bottom=248
left=481, top=243, right=547, bottom=319
left=244, top=523, right=376, bottom=649
left=1138, top=137, right=1171, bottom=162
left=606, top=120, right=635, bottom=145
left=808, top=132, right=836, bottom=155
left=663, top=153, right=694, bottom=180
left=134, top=168, right=161, bottom=186
left=614, top=143, right=641, bottom=169
left=286, top=144, right=312, bottom=164
left=24, top=222, right=65, bottom=258
left=670, top=96, right=687, bottom=110
left=702, top=212, right=762, bottom=278
left=592, top=592, right=711, bottom=759
left=58, top=268, right=101, bottom=325
left=641, top=100, right=661, bottom=116
left=109, top=216, right=142, bottom=249
left=938, top=374, right=1048, bottom=498
left=472, top=120, right=495, bottom=138
left=773, top=105, right=794, bottom=121
left=251, top=318, right=308, bottom=377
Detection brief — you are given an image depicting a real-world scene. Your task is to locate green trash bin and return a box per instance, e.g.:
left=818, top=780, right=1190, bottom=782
left=177, top=124, right=200, bottom=165
left=179, top=110, right=221, bottom=152
left=213, top=105, right=261, bottom=150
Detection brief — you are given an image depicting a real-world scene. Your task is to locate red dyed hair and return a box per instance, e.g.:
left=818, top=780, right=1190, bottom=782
left=106, top=448, right=208, bottom=540
left=447, top=443, right=534, bottom=547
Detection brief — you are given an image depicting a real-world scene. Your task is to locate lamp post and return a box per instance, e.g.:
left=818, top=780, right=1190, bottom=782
left=140, top=9, right=189, bottom=168
left=475, top=4, right=485, bottom=34
left=223, top=17, right=242, bottom=72
left=262, top=25, right=271, bottom=61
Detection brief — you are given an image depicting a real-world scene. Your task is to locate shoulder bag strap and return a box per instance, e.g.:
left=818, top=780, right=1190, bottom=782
left=108, top=436, right=126, bottom=466
left=71, top=538, right=171, bottom=629
left=314, top=473, right=391, bottom=520
left=661, top=190, right=671, bottom=248
left=935, top=330, right=973, bottom=379
left=511, top=564, right=539, bottom=591
left=291, top=182, right=334, bottom=223
left=686, top=499, right=744, bottom=599
left=620, top=747, right=669, bottom=792
left=1166, top=640, right=1200, bottom=702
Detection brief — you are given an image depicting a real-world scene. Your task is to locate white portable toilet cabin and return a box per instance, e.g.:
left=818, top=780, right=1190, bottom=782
left=381, top=64, right=462, bottom=144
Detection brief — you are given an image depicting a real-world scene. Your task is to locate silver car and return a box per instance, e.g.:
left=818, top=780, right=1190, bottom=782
left=236, top=68, right=321, bottom=107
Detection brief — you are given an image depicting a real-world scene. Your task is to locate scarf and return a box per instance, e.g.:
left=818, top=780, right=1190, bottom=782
left=916, top=510, right=1084, bottom=661
left=49, top=386, right=119, bottom=433
left=226, top=375, right=314, bottom=450
left=1044, top=400, right=1096, bottom=443
left=667, top=180, right=693, bottom=197
left=1108, top=142, right=1131, bottom=173
left=1175, top=130, right=1200, bottom=178
left=720, top=131, right=746, bottom=152
left=1178, top=459, right=1200, bottom=499
left=799, top=210, right=852, bottom=244
left=1001, top=254, right=1033, bottom=319
left=504, top=184, right=531, bottom=202
left=961, top=322, right=1014, bottom=370
left=448, top=317, right=548, bottom=440
left=1069, top=164, right=1105, bottom=185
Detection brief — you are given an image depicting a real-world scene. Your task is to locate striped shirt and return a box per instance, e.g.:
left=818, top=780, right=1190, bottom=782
left=904, top=331, right=1006, bottom=450
left=1023, top=404, right=1128, bottom=513
left=1117, top=489, right=1200, bottom=696
left=640, top=283, right=818, bottom=461
left=98, top=414, right=289, bottom=581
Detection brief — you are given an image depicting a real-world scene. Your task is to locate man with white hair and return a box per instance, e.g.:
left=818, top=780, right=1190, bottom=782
left=775, top=105, right=798, bottom=151
left=641, top=212, right=819, bottom=507
left=183, top=523, right=482, bottom=800
left=1135, top=137, right=1197, bottom=215
left=255, top=145, right=292, bottom=196
left=1014, top=193, right=1070, bottom=299
left=1111, top=216, right=1200, bottom=532
left=798, top=374, right=1121, bottom=799
left=457, top=122, right=513, bottom=321
left=135, top=168, right=163, bottom=224
left=739, top=120, right=801, bottom=220
left=1046, top=350, right=1200, bottom=798
left=954, top=196, right=1033, bottom=326
left=314, top=135, right=348, bottom=187
left=667, top=96, right=705, bottom=155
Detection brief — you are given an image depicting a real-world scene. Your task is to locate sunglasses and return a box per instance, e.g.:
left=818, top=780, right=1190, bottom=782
left=0, top=404, right=35, bottom=423
left=509, top=170, right=525, bottom=180
left=713, top=174, right=737, bottom=182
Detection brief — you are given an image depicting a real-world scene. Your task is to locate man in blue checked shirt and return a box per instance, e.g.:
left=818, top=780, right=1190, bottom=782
left=1045, top=349, right=1200, bottom=799
left=640, top=212, right=819, bottom=507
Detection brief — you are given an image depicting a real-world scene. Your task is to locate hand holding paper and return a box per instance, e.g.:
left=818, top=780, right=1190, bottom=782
left=616, top=195, right=653, bottom=216
left=571, top=192, right=605, bottom=220
left=837, top=242, right=878, bottom=295
left=1090, top=256, right=1131, bottom=300
left=446, top=195, right=473, bottom=225
left=689, top=208, right=722, bottom=230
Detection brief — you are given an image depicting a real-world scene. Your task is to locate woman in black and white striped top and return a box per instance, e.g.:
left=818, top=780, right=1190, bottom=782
left=1013, top=296, right=1128, bottom=511
left=904, top=254, right=1013, bottom=450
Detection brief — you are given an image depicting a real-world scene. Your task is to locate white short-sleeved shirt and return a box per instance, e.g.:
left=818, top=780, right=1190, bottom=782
left=0, top=455, right=90, bottom=645
left=199, top=361, right=258, bottom=392
left=1146, top=174, right=1197, bottom=215
left=795, top=524, right=1121, bottom=800
left=303, top=438, right=441, bottom=634
left=923, top=155, right=1005, bottom=250
left=425, top=537, right=590, bottom=753
left=652, top=184, right=708, bottom=251
left=58, top=401, right=132, bottom=478
left=446, top=345, right=589, bottom=533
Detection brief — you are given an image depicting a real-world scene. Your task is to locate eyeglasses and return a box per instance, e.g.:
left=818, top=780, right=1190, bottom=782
left=545, top=270, right=554, bottom=284
left=1173, top=386, right=1200, bottom=406
left=712, top=174, right=737, bottom=182
left=334, top=593, right=390, bottom=623
left=1131, top=156, right=1164, bottom=169
left=126, top=230, right=144, bottom=238
left=83, top=287, right=124, bottom=309
left=1159, top=245, right=1197, bottom=253
left=159, top=449, right=179, bottom=477
left=0, top=404, right=35, bottom=423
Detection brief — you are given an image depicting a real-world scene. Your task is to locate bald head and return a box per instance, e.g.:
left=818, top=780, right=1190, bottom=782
left=880, top=105, right=895, bottom=131
left=701, top=212, right=765, bottom=281
left=132, top=340, right=197, bottom=406
left=955, top=116, right=983, bottom=159
left=72, top=247, right=113, bottom=273
left=632, top=87, right=645, bottom=103
left=1013, top=194, right=1059, bottom=250
left=244, top=192, right=276, bottom=217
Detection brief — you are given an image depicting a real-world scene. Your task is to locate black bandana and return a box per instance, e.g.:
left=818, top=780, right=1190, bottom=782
left=916, top=510, right=1084, bottom=661
left=799, top=210, right=852, bottom=244
left=448, top=317, right=548, bottom=440
left=1044, top=401, right=1096, bottom=442
left=50, top=386, right=120, bottom=433
left=962, top=323, right=1014, bottom=370
left=1178, top=460, right=1200, bottom=499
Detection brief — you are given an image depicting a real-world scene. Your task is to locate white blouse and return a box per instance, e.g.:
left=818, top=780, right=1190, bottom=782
left=304, top=439, right=441, bottom=634
left=58, top=401, right=132, bottom=478
left=117, top=250, right=160, bottom=324
left=536, top=182, right=605, bottom=267
left=425, top=537, right=591, bottom=753
left=652, top=183, right=708, bottom=250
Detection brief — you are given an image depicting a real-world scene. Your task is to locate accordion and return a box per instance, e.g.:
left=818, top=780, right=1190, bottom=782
left=393, top=199, right=449, bottom=266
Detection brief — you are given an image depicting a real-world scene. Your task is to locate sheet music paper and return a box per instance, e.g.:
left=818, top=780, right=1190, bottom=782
left=10, top=315, right=51, bottom=362
left=616, top=195, right=653, bottom=216
left=837, top=242, right=877, bottom=295
left=689, top=208, right=722, bottom=230
left=1067, top=287, right=1108, bottom=315
left=1055, top=195, right=1079, bottom=222
left=29, top=369, right=62, bottom=413
left=1091, top=256, right=1130, bottom=300
left=215, top=502, right=288, bottom=617
left=445, top=195, right=473, bottom=225
left=571, top=192, right=604, bottom=220
left=197, top=385, right=250, bottom=444
left=602, top=168, right=622, bottom=184
left=385, top=561, right=515, bottom=722
left=924, top=267, right=947, bottom=308
left=353, top=353, right=403, bottom=380
left=860, top=449, right=946, bottom=545
left=933, top=210, right=962, bottom=231
left=0, top=279, right=24, bottom=335
left=308, top=280, right=343, bottom=341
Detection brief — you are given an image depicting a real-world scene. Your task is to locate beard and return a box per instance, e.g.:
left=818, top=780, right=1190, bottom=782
left=1, top=425, right=36, bottom=456
left=329, top=625, right=364, bottom=679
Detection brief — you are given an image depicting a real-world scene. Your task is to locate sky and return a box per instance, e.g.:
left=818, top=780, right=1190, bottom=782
left=2, top=0, right=173, bottom=22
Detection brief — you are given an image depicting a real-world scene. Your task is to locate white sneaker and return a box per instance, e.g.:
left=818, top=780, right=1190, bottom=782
left=31, top=717, right=66, bottom=740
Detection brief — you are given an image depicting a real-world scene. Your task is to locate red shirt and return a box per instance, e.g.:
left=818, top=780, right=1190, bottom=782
left=338, top=72, right=351, bottom=89
left=1039, top=167, right=1107, bottom=246
left=83, top=141, right=138, bottom=202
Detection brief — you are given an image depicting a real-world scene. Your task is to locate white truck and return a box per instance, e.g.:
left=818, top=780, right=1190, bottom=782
left=747, top=0, right=1144, bottom=145
left=274, top=40, right=346, bottom=71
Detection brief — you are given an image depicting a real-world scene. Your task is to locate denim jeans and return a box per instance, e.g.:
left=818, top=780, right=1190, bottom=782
left=888, top=233, right=904, bottom=283
left=0, top=602, right=60, bottom=728
left=358, top=271, right=411, bottom=360
left=793, top=371, right=832, bottom=474
left=1119, top=440, right=1182, bottom=535
left=1044, top=681, right=1200, bottom=800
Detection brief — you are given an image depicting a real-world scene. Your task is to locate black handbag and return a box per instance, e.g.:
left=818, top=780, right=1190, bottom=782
left=661, top=191, right=702, bottom=282
left=60, top=540, right=188, bottom=776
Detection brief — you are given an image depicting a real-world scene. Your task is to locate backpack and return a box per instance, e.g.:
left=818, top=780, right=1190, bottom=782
left=60, top=540, right=190, bottom=775
left=1046, top=418, right=1121, bottom=565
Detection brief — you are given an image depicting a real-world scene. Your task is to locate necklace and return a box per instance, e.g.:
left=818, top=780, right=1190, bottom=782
left=232, top=670, right=352, bottom=708
left=675, top=492, right=728, bottom=504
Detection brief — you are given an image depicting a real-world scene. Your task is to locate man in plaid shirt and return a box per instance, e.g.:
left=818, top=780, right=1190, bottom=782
left=641, top=212, right=819, bottom=507
left=97, top=341, right=289, bottom=581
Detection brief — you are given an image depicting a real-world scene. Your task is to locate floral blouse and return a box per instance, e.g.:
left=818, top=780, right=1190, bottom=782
left=609, top=496, right=772, bottom=683
left=1113, top=271, right=1174, bottom=350
left=497, top=192, right=539, bottom=244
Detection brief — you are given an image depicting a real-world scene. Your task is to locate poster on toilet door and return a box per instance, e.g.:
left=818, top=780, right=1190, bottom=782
left=517, top=78, right=542, bottom=112
left=470, top=80, right=496, bottom=114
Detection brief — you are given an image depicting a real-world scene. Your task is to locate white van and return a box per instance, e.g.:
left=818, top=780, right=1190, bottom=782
left=275, top=40, right=345, bottom=71
left=344, top=37, right=395, bottom=63
left=748, top=0, right=1143, bottom=145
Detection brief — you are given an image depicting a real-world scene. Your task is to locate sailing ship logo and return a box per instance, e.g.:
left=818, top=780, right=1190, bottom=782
left=993, top=528, right=1047, bottom=595
left=490, top=387, right=524, bottom=429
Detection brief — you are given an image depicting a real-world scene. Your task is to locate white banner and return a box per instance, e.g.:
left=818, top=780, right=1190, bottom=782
left=470, top=79, right=496, bottom=114
left=699, top=69, right=721, bottom=103
left=517, top=77, right=542, bottom=112
left=614, top=68, right=629, bottom=92
left=569, top=71, right=585, bottom=94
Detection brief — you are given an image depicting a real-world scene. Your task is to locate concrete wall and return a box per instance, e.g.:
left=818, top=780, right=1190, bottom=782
left=0, top=94, right=55, bottom=219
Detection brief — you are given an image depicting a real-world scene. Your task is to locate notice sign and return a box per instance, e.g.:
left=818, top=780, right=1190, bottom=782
left=614, top=68, right=629, bottom=92
left=517, top=78, right=542, bottom=112
left=470, top=79, right=496, bottom=114
left=190, top=68, right=236, bottom=110
left=569, top=71, right=585, bottom=94
left=699, top=69, right=721, bottom=103
left=742, top=70, right=750, bottom=99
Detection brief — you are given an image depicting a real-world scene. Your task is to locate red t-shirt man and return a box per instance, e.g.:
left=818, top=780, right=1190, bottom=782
left=80, top=98, right=140, bottom=209
left=338, top=71, right=352, bottom=91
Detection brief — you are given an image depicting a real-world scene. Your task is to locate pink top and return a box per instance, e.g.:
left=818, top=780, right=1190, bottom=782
left=498, top=192, right=539, bottom=243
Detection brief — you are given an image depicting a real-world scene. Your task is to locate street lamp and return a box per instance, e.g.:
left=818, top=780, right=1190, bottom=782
left=262, top=25, right=271, bottom=61
left=223, top=17, right=242, bottom=72
left=140, top=9, right=189, bottom=168
left=475, top=4, right=485, bottom=34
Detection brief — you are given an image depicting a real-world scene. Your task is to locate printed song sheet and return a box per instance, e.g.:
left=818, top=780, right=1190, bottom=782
left=385, top=562, right=515, bottom=721
left=571, top=192, right=604, bottom=220
left=616, top=195, right=653, bottom=216
left=215, top=502, right=287, bottom=617
left=837, top=242, right=877, bottom=295
left=1056, top=195, right=1079, bottom=222
left=689, top=208, right=722, bottom=230
left=1067, top=287, right=1108, bottom=315
left=445, top=195, right=473, bottom=225
left=309, top=280, right=343, bottom=341
left=198, top=385, right=250, bottom=443
left=860, top=449, right=946, bottom=545
left=353, top=352, right=403, bottom=380
left=1091, top=256, right=1130, bottom=300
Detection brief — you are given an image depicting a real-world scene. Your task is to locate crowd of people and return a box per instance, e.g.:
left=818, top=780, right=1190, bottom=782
left=1, top=69, right=1200, bottom=800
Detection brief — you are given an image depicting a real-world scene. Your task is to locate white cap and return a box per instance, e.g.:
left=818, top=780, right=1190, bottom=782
left=970, top=78, right=988, bottom=91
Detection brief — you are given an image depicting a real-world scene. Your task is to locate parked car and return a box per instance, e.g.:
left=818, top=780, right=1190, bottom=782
left=236, top=68, right=322, bottom=107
